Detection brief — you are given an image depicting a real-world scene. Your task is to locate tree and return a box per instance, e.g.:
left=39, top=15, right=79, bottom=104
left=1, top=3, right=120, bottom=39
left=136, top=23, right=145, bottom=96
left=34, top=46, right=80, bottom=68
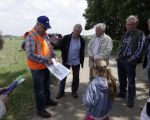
left=83, top=0, right=150, bottom=39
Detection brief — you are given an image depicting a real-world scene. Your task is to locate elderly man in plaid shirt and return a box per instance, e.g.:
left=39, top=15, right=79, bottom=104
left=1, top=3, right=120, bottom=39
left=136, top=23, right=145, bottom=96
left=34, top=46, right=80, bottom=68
left=116, top=15, right=145, bottom=108
left=25, top=16, right=58, bottom=118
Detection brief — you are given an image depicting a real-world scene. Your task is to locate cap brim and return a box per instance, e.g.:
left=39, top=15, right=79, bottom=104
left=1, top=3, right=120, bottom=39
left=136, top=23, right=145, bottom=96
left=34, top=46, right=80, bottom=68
left=45, top=24, right=51, bottom=29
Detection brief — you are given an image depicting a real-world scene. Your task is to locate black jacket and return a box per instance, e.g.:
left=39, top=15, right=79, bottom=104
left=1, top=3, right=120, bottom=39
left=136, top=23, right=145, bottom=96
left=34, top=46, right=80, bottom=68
left=60, top=33, right=85, bottom=68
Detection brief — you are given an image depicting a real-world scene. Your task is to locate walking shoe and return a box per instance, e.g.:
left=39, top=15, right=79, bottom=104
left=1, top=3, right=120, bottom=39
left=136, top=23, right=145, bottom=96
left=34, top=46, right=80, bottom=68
left=116, top=93, right=126, bottom=99
left=72, top=92, right=78, bottom=98
left=45, top=99, right=58, bottom=106
left=127, top=99, right=134, bottom=108
left=56, top=92, right=65, bottom=99
left=37, top=109, right=51, bottom=118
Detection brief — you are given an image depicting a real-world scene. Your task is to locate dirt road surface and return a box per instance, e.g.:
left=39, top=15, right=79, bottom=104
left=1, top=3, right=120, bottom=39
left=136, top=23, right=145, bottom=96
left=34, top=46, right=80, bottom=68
left=31, top=57, right=149, bottom=120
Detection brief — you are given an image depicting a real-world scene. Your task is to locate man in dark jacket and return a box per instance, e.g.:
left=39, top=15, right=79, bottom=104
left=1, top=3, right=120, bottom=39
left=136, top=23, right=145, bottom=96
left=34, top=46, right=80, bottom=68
left=56, top=24, right=85, bottom=99
left=117, top=15, right=145, bottom=107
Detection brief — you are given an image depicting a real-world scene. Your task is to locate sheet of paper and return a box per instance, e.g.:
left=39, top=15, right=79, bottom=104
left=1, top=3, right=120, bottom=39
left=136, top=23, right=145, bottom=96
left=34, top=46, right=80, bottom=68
left=47, top=59, right=70, bottom=81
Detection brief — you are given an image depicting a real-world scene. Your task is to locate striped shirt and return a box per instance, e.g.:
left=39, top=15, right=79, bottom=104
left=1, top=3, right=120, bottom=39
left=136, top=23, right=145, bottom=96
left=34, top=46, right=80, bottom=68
left=118, top=31, right=145, bottom=61
left=25, top=27, right=55, bottom=65
left=146, top=35, right=150, bottom=69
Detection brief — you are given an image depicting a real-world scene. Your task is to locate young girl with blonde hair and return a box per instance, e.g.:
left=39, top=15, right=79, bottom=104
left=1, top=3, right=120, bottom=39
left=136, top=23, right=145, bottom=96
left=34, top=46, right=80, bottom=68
left=83, top=59, right=117, bottom=120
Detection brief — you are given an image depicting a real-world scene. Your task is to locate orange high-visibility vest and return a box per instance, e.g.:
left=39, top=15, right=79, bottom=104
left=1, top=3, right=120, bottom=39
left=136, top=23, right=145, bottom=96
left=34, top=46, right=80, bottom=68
left=25, top=29, right=52, bottom=70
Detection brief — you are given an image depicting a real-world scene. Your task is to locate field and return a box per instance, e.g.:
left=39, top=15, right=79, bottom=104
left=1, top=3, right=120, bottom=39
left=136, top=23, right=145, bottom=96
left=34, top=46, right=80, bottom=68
left=0, top=37, right=35, bottom=120
left=0, top=36, right=118, bottom=120
left=0, top=37, right=61, bottom=120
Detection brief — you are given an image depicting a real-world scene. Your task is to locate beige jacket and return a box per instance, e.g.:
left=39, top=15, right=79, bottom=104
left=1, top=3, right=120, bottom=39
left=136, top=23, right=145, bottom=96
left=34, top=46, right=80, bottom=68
left=87, top=34, right=113, bottom=67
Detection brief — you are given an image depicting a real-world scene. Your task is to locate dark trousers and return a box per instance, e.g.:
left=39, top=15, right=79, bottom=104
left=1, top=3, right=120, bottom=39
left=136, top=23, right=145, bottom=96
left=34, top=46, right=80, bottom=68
left=58, top=63, right=80, bottom=94
left=31, top=68, right=51, bottom=111
left=117, top=57, right=137, bottom=100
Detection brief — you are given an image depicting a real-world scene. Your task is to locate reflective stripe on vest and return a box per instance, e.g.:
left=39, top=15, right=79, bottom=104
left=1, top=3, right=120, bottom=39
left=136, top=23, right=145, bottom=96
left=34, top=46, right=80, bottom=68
left=27, top=29, right=52, bottom=70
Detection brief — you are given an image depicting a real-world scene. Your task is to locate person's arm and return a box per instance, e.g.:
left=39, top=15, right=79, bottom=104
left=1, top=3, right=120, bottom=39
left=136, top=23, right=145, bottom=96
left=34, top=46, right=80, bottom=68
left=130, top=33, right=145, bottom=61
left=80, top=38, right=85, bottom=68
left=0, top=99, right=6, bottom=119
left=0, top=89, right=8, bottom=119
left=83, top=81, right=100, bottom=108
left=25, top=35, right=50, bottom=64
left=87, top=39, right=93, bottom=57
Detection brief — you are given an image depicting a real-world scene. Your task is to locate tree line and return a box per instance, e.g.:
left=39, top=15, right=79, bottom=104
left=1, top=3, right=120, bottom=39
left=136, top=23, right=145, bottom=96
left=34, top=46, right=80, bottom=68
left=83, top=0, right=150, bottom=40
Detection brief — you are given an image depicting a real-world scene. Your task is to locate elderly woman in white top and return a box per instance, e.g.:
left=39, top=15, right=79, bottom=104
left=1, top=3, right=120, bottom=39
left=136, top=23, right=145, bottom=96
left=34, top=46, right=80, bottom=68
left=87, top=23, right=113, bottom=82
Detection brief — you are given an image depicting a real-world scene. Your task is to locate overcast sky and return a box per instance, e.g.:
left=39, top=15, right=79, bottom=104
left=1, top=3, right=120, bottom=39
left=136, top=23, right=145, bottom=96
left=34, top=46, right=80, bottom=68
left=0, top=0, right=95, bottom=36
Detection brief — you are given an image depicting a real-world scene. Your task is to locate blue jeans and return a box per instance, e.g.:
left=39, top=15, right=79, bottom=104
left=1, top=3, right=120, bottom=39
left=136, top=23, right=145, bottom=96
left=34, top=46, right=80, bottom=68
left=57, top=63, right=80, bottom=94
left=117, top=56, right=137, bottom=100
left=31, top=68, right=51, bottom=111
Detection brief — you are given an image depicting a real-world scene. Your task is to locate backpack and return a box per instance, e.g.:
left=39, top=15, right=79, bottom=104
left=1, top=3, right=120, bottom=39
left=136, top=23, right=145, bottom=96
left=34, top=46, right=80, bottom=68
left=21, top=32, right=30, bottom=51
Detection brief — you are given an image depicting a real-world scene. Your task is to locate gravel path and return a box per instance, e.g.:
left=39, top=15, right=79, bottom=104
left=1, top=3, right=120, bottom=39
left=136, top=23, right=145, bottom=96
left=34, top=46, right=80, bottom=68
left=31, top=56, right=149, bottom=120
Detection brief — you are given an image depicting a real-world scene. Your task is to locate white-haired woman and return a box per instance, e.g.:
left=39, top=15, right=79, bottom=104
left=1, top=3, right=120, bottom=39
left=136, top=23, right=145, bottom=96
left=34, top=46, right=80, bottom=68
left=87, top=23, right=113, bottom=82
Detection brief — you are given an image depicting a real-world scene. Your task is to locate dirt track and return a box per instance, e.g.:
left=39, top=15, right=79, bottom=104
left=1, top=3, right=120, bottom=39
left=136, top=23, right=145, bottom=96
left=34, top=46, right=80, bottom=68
left=31, top=56, right=149, bottom=120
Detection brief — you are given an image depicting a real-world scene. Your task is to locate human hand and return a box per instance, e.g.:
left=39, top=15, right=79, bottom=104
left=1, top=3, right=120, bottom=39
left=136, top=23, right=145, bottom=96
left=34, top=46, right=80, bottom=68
left=47, top=59, right=53, bottom=65
left=0, top=88, right=7, bottom=93
left=127, top=59, right=132, bottom=62
left=0, top=95, right=8, bottom=106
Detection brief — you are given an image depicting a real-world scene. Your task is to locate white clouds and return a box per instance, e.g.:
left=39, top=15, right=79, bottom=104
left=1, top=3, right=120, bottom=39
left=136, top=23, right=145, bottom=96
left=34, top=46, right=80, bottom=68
left=0, top=0, right=94, bottom=36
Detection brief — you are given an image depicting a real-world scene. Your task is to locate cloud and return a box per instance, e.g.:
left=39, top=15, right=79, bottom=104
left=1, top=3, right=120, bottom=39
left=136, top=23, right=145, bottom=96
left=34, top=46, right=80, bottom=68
left=0, top=0, right=94, bottom=36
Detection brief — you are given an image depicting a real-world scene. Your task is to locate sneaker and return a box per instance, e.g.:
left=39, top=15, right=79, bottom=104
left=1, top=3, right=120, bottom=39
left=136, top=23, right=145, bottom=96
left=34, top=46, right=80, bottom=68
left=116, top=93, right=126, bottom=99
left=37, top=109, right=51, bottom=118
left=127, top=99, right=134, bottom=108
left=45, top=99, right=58, bottom=106
left=56, top=92, right=65, bottom=99
left=72, top=92, right=78, bottom=98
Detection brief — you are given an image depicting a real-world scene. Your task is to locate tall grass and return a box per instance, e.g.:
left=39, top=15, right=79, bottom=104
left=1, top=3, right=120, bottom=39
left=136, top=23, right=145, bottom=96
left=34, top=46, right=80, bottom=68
left=0, top=38, right=35, bottom=120
left=0, top=37, right=61, bottom=120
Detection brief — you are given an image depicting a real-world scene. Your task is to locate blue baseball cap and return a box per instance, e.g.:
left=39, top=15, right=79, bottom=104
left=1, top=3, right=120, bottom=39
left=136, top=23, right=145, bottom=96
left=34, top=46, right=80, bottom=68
left=37, top=15, right=51, bottom=29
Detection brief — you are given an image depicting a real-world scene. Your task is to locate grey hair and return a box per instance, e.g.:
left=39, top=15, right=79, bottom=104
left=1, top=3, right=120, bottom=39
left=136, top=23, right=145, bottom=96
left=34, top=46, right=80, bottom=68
left=126, top=15, right=139, bottom=24
left=95, top=23, right=106, bottom=31
left=73, top=24, right=82, bottom=31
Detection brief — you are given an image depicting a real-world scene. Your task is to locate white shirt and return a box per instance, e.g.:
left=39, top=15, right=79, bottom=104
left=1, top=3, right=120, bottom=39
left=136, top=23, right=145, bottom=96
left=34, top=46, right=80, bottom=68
left=140, top=98, right=150, bottom=120
left=0, top=100, right=6, bottom=119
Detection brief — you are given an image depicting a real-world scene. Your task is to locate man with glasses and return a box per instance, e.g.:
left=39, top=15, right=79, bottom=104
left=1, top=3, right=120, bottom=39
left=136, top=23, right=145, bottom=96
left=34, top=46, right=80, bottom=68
left=117, top=15, right=145, bottom=107
left=24, top=16, right=57, bottom=118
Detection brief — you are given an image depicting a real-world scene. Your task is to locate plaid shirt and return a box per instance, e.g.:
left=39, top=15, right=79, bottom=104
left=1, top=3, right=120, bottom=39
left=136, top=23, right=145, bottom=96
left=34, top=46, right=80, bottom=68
left=146, top=35, right=150, bottom=69
left=25, top=27, right=55, bottom=65
left=118, top=31, right=145, bottom=61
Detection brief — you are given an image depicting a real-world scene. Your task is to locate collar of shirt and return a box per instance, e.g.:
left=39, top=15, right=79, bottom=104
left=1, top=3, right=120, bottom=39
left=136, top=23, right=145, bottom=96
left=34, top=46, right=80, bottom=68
left=95, top=33, right=106, bottom=42
left=34, top=26, right=46, bottom=37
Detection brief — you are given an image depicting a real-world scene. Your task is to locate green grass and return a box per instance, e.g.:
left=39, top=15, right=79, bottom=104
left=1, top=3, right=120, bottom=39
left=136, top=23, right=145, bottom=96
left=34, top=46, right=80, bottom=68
left=0, top=38, right=61, bottom=120
left=0, top=38, right=35, bottom=120
left=0, top=37, right=119, bottom=120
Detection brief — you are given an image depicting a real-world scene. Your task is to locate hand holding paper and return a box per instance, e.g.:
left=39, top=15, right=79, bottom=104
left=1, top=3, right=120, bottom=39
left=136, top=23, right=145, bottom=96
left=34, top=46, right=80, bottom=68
left=46, top=58, right=70, bottom=81
left=0, top=75, right=26, bottom=95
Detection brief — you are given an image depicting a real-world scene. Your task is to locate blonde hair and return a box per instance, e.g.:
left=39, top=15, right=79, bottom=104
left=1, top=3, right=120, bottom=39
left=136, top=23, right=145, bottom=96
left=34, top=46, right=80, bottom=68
left=92, top=59, right=117, bottom=99
left=0, top=31, right=4, bottom=50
